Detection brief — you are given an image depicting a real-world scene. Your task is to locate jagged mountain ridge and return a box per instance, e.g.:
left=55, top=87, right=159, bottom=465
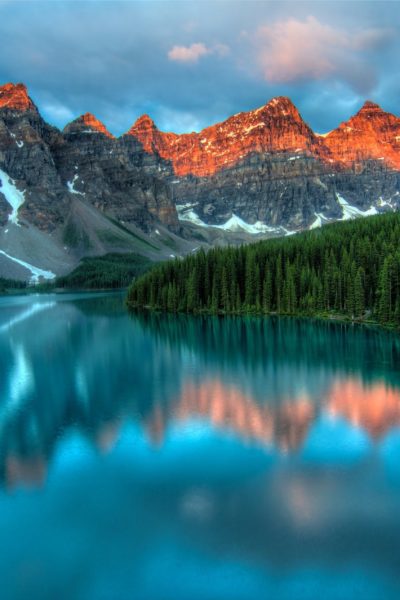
left=126, top=97, right=400, bottom=175
left=0, top=82, right=400, bottom=280
left=0, top=83, right=190, bottom=281
left=125, top=95, right=400, bottom=233
left=126, top=97, right=326, bottom=177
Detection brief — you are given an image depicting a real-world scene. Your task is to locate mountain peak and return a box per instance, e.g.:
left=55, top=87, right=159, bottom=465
left=265, top=96, right=301, bottom=118
left=323, top=98, right=400, bottom=169
left=125, top=96, right=317, bottom=177
left=64, top=112, right=113, bottom=138
left=359, top=100, right=383, bottom=113
left=136, top=114, right=156, bottom=126
left=0, top=82, right=35, bottom=111
left=266, top=96, right=297, bottom=109
left=127, top=114, right=157, bottom=136
left=78, top=112, right=113, bottom=137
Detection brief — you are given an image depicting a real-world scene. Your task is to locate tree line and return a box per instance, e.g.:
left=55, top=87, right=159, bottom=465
left=127, top=213, right=400, bottom=327
left=0, top=277, right=27, bottom=293
left=57, top=253, right=151, bottom=289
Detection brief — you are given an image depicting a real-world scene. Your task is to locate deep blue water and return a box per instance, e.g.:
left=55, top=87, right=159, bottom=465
left=1, top=292, right=400, bottom=599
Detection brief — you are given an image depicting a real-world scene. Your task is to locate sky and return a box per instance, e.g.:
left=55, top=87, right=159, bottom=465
left=0, top=0, right=399, bottom=135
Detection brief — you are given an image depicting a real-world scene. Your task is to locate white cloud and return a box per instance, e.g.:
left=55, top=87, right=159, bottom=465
left=168, top=42, right=211, bottom=63
left=168, top=42, right=229, bottom=64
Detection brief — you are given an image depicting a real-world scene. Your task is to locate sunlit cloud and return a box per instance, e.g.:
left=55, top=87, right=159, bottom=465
left=254, top=16, right=393, bottom=93
left=168, top=42, right=211, bottom=63
left=257, top=17, right=343, bottom=82
left=168, top=42, right=229, bottom=64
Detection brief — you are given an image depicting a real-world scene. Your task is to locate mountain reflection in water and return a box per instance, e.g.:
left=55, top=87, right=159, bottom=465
left=0, top=295, right=400, bottom=489
left=1, top=294, right=400, bottom=600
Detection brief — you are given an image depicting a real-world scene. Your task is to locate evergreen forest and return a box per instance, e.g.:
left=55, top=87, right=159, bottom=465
left=127, top=213, right=400, bottom=327
left=56, top=253, right=151, bottom=289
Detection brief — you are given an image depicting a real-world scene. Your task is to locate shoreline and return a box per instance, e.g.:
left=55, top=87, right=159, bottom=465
left=126, top=303, right=400, bottom=333
left=0, top=286, right=128, bottom=297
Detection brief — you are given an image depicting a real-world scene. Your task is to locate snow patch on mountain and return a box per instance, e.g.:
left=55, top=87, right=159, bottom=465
left=0, top=250, right=56, bottom=283
left=177, top=203, right=285, bottom=235
left=67, top=174, right=85, bottom=195
left=377, top=196, right=396, bottom=209
left=214, top=214, right=281, bottom=234
left=309, top=212, right=330, bottom=229
left=0, top=168, right=26, bottom=225
left=336, top=194, right=378, bottom=220
left=282, top=228, right=297, bottom=236
left=244, top=123, right=265, bottom=134
left=176, top=204, right=206, bottom=227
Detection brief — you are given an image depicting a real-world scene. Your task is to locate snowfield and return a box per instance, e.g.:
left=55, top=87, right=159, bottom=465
left=309, top=212, right=330, bottom=230
left=214, top=214, right=283, bottom=235
left=336, top=194, right=378, bottom=220
left=308, top=195, right=380, bottom=230
left=176, top=194, right=384, bottom=237
left=0, top=250, right=56, bottom=283
left=176, top=204, right=290, bottom=235
left=67, top=174, right=85, bottom=195
left=0, top=168, right=26, bottom=225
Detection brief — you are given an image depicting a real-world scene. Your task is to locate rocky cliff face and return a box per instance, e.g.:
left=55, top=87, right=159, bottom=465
left=125, top=96, right=400, bottom=232
left=53, top=113, right=179, bottom=233
left=1, top=81, right=400, bottom=280
left=0, top=84, right=179, bottom=232
left=0, top=83, right=68, bottom=231
left=0, top=83, right=185, bottom=280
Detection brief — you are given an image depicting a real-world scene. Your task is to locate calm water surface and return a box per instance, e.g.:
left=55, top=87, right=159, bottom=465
left=1, top=292, right=400, bottom=599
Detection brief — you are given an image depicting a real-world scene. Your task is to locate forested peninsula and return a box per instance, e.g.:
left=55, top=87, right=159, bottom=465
left=127, top=213, right=400, bottom=327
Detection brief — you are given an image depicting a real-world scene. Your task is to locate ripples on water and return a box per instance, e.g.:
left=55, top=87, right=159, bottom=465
left=0, top=292, right=400, bottom=599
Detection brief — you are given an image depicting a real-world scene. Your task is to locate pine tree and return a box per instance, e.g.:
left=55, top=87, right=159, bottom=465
left=378, top=255, right=393, bottom=323
left=354, top=267, right=365, bottom=317
left=262, top=268, right=272, bottom=313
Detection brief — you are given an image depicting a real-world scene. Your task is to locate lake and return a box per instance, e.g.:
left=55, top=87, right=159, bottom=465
left=1, top=292, right=400, bottom=600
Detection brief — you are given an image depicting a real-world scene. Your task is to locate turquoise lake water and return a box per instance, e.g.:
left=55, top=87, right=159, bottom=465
left=1, top=292, right=400, bottom=599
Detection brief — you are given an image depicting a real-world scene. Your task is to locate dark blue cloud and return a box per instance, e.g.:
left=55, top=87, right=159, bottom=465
left=0, top=1, right=398, bottom=135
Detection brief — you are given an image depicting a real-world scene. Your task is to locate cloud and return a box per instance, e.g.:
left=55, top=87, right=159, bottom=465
left=168, top=42, right=229, bottom=64
left=254, top=16, right=393, bottom=93
left=256, top=17, right=342, bottom=82
left=353, top=27, right=394, bottom=51
left=168, top=42, right=211, bottom=63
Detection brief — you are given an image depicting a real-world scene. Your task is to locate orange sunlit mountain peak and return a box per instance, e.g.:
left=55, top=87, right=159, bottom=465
left=64, top=111, right=114, bottom=138
left=0, top=82, right=35, bottom=111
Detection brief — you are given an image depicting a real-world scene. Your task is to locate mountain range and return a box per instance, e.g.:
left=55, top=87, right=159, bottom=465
left=1, top=82, right=400, bottom=281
